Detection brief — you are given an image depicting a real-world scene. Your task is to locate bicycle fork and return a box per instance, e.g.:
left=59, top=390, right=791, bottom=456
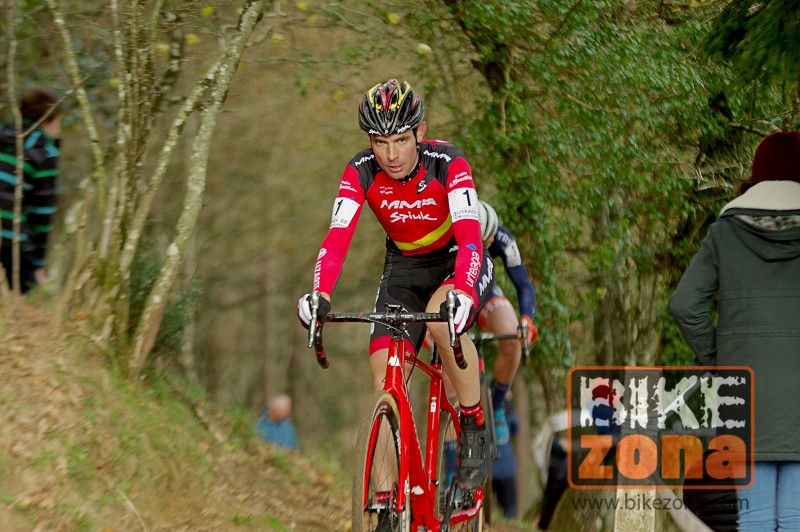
left=384, top=335, right=439, bottom=529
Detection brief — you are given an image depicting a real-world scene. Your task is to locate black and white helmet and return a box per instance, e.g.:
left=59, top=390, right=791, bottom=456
left=478, top=200, right=499, bottom=241
left=358, top=79, right=425, bottom=136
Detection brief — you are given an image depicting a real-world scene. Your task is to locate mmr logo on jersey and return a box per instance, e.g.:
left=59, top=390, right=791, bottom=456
left=422, top=150, right=452, bottom=162
left=380, top=198, right=437, bottom=210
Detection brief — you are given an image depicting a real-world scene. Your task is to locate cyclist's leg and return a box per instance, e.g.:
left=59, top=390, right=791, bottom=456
left=426, top=283, right=481, bottom=408
left=477, top=295, right=521, bottom=392
left=428, top=284, right=488, bottom=490
left=429, top=244, right=495, bottom=491
left=369, top=349, right=389, bottom=391
left=427, top=241, right=495, bottom=408
left=477, top=295, right=520, bottom=445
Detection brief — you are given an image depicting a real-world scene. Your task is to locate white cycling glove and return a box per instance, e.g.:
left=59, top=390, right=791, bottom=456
left=297, top=293, right=313, bottom=328
left=297, top=293, right=331, bottom=330
left=452, top=293, right=475, bottom=335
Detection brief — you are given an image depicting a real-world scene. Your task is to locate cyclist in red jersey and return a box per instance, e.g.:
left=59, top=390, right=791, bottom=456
left=298, top=79, right=495, bottom=489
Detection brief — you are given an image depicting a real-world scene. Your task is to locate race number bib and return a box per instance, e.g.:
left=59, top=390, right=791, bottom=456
left=448, top=188, right=479, bottom=222
left=330, top=197, right=359, bottom=228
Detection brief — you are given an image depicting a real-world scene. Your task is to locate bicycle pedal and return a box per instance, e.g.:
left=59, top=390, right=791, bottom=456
left=440, top=487, right=476, bottom=511
left=367, top=491, right=392, bottom=512
left=459, top=490, right=475, bottom=509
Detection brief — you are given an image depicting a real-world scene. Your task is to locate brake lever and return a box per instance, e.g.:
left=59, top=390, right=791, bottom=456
left=307, top=291, right=320, bottom=348
left=446, top=290, right=467, bottom=369
left=446, top=290, right=457, bottom=347
left=519, top=318, right=530, bottom=364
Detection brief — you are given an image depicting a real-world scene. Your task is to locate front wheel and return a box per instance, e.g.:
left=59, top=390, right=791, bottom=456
left=352, top=391, right=410, bottom=532
left=481, top=383, right=495, bottom=526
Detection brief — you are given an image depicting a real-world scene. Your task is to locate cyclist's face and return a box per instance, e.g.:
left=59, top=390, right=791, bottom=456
left=370, top=122, right=426, bottom=180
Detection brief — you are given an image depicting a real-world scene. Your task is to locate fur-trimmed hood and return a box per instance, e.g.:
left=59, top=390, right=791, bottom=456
left=718, top=181, right=800, bottom=261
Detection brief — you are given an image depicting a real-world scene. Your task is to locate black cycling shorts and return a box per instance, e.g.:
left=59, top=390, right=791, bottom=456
left=369, top=241, right=495, bottom=355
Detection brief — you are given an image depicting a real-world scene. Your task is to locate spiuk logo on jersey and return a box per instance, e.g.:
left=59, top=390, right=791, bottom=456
left=390, top=212, right=436, bottom=223
left=416, top=179, right=429, bottom=194
left=381, top=198, right=437, bottom=223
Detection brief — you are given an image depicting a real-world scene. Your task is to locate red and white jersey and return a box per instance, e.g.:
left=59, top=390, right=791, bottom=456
left=313, top=140, right=484, bottom=300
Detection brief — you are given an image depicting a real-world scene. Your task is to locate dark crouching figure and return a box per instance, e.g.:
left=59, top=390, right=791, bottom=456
left=0, top=86, right=62, bottom=293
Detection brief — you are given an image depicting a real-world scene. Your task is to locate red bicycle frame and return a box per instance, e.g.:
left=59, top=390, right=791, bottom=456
left=380, top=331, right=483, bottom=530
left=309, top=291, right=484, bottom=531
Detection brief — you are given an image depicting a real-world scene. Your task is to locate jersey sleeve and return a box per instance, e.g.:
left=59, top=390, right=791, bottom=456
left=491, top=225, right=537, bottom=318
left=445, top=157, right=483, bottom=301
left=312, top=166, right=365, bottom=295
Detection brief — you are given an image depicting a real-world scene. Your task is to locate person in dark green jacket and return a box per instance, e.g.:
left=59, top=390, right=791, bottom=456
left=0, top=86, right=62, bottom=293
left=670, top=131, right=800, bottom=531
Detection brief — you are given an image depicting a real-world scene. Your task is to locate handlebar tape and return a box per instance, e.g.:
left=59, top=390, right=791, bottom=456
left=452, top=336, right=467, bottom=370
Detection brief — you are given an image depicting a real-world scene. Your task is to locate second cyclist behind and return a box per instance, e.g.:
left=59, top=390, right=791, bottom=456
left=297, top=79, right=495, bottom=489
left=476, top=200, right=538, bottom=446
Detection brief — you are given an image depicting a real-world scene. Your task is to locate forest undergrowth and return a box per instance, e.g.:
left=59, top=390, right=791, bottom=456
left=0, top=299, right=350, bottom=531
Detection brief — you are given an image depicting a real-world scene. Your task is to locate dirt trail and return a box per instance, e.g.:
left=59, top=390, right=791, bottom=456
left=0, top=302, right=532, bottom=531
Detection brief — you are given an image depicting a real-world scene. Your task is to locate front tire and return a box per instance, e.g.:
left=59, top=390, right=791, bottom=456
left=352, top=391, right=410, bottom=532
left=481, top=383, right=495, bottom=525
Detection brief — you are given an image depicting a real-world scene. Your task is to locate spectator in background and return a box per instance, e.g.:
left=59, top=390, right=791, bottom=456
left=0, top=86, right=62, bottom=293
left=670, top=131, right=800, bottom=531
left=491, top=392, right=519, bottom=520
left=537, top=435, right=568, bottom=530
left=257, top=393, right=300, bottom=451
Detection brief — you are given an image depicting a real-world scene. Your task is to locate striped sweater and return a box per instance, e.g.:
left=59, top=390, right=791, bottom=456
left=0, top=122, right=59, bottom=268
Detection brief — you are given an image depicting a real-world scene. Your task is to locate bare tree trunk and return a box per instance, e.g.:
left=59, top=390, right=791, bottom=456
left=46, top=0, right=108, bottom=330
left=512, top=376, right=534, bottom=516
left=2, top=0, right=23, bottom=301
left=180, top=114, right=199, bottom=384
left=128, top=0, right=269, bottom=379
left=261, top=250, right=275, bottom=401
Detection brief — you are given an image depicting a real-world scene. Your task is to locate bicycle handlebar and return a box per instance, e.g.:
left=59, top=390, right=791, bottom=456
left=306, top=290, right=466, bottom=370
left=469, top=320, right=531, bottom=364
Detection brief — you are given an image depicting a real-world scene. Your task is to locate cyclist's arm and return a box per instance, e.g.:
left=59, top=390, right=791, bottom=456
left=493, top=225, right=536, bottom=319
left=446, top=158, right=483, bottom=302
left=313, top=166, right=366, bottom=296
